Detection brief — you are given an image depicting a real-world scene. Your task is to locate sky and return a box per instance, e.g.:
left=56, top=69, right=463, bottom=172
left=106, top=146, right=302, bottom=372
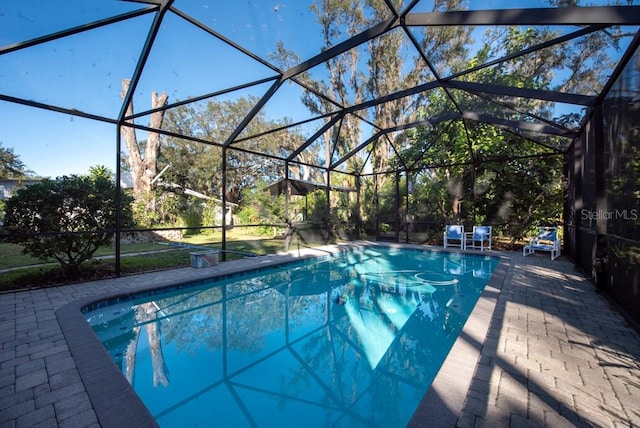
left=0, top=0, right=628, bottom=178
left=0, top=0, right=328, bottom=178
left=0, top=102, right=117, bottom=178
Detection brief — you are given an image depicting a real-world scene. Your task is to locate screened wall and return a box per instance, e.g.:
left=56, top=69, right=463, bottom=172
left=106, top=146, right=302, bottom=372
left=566, top=45, right=640, bottom=324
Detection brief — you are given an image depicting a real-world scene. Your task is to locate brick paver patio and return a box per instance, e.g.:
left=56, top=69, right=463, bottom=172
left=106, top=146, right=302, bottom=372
left=1, top=243, right=639, bottom=427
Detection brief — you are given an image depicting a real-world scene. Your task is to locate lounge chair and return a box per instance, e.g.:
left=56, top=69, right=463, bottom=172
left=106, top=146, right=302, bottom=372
left=443, top=225, right=465, bottom=249
left=523, top=227, right=560, bottom=260
left=465, top=225, right=492, bottom=251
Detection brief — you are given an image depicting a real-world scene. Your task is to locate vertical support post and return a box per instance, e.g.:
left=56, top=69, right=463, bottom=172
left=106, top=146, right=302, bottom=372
left=325, top=169, right=331, bottom=241
left=593, top=104, right=607, bottom=290
left=395, top=170, right=400, bottom=242
left=573, top=135, right=584, bottom=265
left=405, top=171, right=410, bottom=243
left=115, top=128, right=122, bottom=276
left=472, top=164, right=478, bottom=224
left=355, top=173, right=361, bottom=240
left=284, top=162, right=290, bottom=222
left=283, top=163, right=293, bottom=252
left=221, top=147, right=227, bottom=262
left=375, top=174, right=380, bottom=239
left=563, top=149, right=573, bottom=258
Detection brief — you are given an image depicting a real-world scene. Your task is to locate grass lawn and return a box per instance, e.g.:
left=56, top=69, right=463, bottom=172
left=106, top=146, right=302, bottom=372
left=0, top=229, right=311, bottom=292
left=0, top=241, right=167, bottom=270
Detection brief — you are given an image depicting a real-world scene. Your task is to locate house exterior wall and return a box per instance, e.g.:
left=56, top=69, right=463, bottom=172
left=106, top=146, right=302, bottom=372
left=0, top=179, right=41, bottom=200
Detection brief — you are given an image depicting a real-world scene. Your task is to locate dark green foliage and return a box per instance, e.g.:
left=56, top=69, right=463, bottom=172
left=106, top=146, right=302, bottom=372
left=2, top=175, right=134, bottom=275
left=0, top=143, right=33, bottom=178
left=236, top=182, right=285, bottom=234
left=397, top=121, right=564, bottom=241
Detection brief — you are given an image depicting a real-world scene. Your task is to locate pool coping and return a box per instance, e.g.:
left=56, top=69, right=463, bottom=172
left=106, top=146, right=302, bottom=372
left=56, top=241, right=509, bottom=428
left=408, top=246, right=509, bottom=426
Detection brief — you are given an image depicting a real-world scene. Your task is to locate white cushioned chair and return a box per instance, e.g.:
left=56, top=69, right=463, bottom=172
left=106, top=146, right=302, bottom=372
left=523, top=227, right=560, bottom=260
left=465, top=225, right=492, bottom=251
left=443, top=225, right=465, bottom=249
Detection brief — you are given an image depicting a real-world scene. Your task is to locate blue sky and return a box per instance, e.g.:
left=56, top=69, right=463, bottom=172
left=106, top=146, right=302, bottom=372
left=0, top=0, right=339, bottom=178
left=0, top=0, right=630, bottom=178
left=0, top=101, right=117, bottom=178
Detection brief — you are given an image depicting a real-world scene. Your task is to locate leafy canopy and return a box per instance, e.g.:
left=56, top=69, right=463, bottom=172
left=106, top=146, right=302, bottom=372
left=3, top=170, right=134, bottom=274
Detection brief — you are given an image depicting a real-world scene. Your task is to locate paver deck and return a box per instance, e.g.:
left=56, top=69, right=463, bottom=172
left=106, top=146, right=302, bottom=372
left=1, top=243, right=639, bottom=427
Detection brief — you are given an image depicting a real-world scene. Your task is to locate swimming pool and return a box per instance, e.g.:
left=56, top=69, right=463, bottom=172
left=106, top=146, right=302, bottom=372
left=84, top=246, right=498, bottom=427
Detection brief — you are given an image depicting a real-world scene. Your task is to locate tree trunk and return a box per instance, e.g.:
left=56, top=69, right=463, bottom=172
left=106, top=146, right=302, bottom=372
left=120, top=79, right=169, bottom=200
left=124, top=327, right=140, bottom=384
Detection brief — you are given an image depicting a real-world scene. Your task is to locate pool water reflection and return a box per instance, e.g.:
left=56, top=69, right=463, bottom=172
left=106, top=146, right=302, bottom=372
left=85, top=247, right=497, bottom=427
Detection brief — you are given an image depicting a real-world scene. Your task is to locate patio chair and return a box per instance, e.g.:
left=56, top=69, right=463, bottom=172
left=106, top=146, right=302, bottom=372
left=523, top=226, right=560, bottom=260
left=465, top=225, right=492, bottom=251
left=443, top=225, right=465, bottom=249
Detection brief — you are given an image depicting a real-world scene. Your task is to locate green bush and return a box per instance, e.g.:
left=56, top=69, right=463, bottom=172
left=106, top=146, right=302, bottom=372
left=2, top=175, right=134, bottom=275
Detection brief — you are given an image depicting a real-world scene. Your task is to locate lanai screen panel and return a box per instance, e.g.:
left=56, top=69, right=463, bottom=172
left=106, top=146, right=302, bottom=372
left=2, top=1, right=639, bottom=176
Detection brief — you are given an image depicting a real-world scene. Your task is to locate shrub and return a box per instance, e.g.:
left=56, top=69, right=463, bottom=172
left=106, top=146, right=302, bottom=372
left=2, top=175, right=134, bottom=275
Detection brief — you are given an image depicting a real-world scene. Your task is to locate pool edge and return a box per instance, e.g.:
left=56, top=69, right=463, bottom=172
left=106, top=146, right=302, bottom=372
left=56, top=297, right=159, bottom=428
left=55, top=243, right=365, bottom=427
left=408, top=252, right=510, bottom=427
left=56, top=242, right=507, bottom=427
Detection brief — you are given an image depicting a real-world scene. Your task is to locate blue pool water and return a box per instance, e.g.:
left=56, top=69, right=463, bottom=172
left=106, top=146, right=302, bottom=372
left=85, top=247, right=497, bottom=427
